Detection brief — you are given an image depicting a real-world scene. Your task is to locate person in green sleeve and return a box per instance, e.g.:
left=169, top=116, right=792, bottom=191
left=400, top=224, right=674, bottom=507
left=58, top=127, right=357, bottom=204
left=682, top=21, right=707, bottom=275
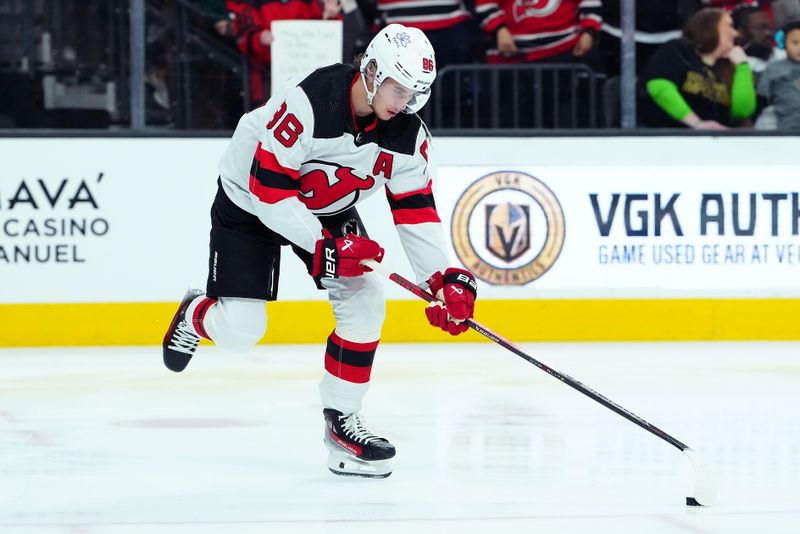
left=639, top=8, right=757, bottom=130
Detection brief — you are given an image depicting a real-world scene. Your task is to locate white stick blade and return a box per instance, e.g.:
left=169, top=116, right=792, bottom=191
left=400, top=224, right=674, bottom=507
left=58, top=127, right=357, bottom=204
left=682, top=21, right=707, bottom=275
left=683, top=448, right=717, bottom=506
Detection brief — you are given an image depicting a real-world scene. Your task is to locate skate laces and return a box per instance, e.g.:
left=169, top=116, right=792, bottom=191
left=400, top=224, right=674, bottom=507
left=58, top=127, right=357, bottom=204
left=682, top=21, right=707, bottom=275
left=340, top=413, right=381, bottom=444
left=168, top=320, right=200, bottom=354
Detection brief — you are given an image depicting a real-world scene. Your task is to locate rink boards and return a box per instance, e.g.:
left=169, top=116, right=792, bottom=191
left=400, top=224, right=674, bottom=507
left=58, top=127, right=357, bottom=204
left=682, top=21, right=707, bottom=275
left=1, top=135, right=799, bottom=346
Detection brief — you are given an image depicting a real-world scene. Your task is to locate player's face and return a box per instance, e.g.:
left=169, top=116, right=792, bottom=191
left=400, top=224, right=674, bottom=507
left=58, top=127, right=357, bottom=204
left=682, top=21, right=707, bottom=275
left=785, top=29, right=800, bottom=62
left=372, top=78, right=417, bottom=120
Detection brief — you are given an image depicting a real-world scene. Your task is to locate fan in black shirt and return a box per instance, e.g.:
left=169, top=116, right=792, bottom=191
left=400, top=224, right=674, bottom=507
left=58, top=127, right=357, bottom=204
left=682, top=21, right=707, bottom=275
left=639, top=8, right=757, bottom=128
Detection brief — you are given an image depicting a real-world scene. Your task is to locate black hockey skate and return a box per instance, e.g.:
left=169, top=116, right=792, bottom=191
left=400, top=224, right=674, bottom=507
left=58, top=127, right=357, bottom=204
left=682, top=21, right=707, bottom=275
left=162, top=288, right=204, bottom=373
left=324, top=408, right=395, bottom=478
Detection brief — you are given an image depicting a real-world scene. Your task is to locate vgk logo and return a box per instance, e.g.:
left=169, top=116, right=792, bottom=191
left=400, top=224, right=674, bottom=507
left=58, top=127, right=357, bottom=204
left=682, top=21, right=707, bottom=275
left=299, top=161, right=376, bottom=213
left=422, top=57, right=434, bottom=73
left=485, top=203, right=530, bottom=262
left=512, top=0, right=560, bottom=22
left=452, top=171, right=564, bottom=286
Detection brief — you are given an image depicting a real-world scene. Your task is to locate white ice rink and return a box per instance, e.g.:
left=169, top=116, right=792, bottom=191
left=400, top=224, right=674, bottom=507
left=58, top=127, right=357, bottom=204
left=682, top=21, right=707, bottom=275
left=1, top=341, right=798, bottom=533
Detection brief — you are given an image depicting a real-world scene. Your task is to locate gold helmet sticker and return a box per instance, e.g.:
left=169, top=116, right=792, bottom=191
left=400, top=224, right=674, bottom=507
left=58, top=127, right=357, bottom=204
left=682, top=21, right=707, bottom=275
left=451, top=171, right=565, bottom=285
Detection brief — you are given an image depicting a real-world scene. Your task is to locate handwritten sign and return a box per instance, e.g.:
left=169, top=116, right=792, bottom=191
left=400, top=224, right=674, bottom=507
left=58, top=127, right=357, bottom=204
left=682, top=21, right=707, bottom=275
left=271, top=20, right=343, bottom=93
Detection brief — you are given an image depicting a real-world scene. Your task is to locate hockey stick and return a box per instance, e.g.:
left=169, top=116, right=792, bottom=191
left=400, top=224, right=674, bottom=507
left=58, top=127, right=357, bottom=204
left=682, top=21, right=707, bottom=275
left=362, top=259, right=716, bottom=506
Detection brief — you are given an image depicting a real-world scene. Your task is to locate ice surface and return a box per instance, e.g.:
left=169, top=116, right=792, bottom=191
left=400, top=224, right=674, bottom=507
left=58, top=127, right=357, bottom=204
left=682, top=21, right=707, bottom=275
left=1, top=341, right=798, bottom=533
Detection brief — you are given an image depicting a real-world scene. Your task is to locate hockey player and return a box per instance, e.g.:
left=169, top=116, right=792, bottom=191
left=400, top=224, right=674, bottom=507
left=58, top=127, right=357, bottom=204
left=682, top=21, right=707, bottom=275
left=162, top=24, right=478, bottom=478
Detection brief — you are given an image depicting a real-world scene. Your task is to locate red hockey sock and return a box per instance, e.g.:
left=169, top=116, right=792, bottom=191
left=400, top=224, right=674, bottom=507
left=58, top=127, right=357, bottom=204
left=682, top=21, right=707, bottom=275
left=324, top=331, right=379, bottom=384
left=189, top=296, right=217, bottom=340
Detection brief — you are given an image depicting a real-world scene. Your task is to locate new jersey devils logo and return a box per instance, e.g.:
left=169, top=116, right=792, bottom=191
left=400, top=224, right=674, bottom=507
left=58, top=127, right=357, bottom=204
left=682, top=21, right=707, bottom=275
left=512, top=0, right=560, bottom=22
left=298, top=161, right=376, bottom=213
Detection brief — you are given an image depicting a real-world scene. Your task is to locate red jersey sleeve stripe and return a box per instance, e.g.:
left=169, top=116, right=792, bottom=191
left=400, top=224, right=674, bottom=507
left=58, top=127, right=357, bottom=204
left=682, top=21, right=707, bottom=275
left=249, top=175, right=298, bottom=204
left=386, top=180, right=433, bottom=201
left=391, top=207, right=441, bottom=225
left=255, top=142, right=300, bottom=179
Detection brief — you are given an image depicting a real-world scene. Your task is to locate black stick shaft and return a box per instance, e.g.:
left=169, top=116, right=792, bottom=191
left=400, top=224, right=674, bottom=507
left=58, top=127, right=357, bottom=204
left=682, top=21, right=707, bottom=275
left=386, top=270, right=690, bottom=453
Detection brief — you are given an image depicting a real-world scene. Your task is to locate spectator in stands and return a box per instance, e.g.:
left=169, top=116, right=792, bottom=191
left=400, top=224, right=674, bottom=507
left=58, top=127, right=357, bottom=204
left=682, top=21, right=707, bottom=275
left=702, top=0, right=778, bottom=35
left=197, top=0, right=234, bottom=36
left=228, top=0, right=342, bottom=105
left=338, top=0, right=372, bottom=65
left=191, top=0, right=245, bottom=128
left=733, top=4, right=785, bottom=76
left=377, top=0, right=476, bottom=68
left=475, top=0, right=602, bottom=127
left=599, top=0, right=699, bottom=77
left=757, top=19, right=800, bottom=129
left=476, top=0, right=601, bottom=64
left=639, top=7, right=757, bottom=129
left=731, top=3, right=784, bottom=127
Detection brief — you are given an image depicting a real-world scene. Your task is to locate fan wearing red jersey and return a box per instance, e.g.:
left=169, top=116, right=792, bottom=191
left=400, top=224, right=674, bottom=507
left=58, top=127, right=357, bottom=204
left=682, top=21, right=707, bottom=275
left=226, top=0, right=342, bottom=105
left=162, top=24, right=478, bottom=479
left=475, top=0, right=602, bottom=63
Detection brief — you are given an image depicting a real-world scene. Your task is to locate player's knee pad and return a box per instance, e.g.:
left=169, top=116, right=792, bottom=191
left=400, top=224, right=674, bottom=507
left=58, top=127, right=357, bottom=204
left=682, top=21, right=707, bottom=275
left=207, top=297, right=267, bottom=352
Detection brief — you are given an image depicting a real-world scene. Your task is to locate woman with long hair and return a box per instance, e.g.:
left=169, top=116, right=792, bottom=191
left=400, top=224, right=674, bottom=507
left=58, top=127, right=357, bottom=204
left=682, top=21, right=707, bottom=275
left=640, top=7, right=757, bottom=129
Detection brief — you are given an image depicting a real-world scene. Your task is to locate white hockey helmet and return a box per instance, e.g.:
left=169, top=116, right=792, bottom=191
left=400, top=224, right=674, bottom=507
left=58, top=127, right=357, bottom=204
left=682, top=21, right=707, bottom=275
left=360, top=24, right=437, bottom=114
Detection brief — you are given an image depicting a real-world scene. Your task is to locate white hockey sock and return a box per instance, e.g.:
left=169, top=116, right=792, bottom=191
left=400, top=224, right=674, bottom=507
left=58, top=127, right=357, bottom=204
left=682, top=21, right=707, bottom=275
left=320, top=373, right=370, bottom=414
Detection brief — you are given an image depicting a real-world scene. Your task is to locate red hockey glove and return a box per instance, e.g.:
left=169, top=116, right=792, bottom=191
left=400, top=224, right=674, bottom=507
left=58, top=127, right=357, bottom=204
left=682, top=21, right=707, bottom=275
left=425, top=268, right=478, bottom=336
left=311, top=229, right=384, bottom=279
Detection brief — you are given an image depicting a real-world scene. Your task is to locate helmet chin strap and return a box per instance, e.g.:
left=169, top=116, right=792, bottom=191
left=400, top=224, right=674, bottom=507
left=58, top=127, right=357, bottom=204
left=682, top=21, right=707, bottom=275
left=360, top=69, right=379, bottom=108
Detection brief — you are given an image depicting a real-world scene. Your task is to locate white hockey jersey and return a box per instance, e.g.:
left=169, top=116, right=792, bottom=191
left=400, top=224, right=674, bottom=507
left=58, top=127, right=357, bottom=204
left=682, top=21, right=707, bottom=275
left=218, top=64, right=450, bottom=285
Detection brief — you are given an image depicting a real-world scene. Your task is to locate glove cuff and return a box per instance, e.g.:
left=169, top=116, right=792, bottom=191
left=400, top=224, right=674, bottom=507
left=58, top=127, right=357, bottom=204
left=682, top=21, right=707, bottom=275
left=442, top=268, right=477, bottom=298
left=311, top=232, right=339, bottom=279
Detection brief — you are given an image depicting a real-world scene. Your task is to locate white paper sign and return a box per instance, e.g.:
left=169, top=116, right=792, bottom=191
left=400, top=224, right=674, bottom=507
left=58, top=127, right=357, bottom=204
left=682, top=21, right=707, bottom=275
left=270, top=20, right=343, bottom=93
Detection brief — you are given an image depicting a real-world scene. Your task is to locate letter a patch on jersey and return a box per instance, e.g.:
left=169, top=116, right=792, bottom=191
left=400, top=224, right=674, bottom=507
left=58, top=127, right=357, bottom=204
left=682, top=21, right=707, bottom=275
left=372, top=151, right=394, bottom=180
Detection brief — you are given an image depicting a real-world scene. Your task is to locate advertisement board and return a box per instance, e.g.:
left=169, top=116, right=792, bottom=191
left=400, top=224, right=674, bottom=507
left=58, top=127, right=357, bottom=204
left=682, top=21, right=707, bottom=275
left=437, top=164, right=800, bottom=298
left=0, top=139, right=219, bottom=303
left=1, top=136, right=798, bottom=344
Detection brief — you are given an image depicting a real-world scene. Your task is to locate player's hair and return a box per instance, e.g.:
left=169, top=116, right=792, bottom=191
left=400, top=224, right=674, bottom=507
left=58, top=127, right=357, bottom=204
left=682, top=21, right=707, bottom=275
left=352, top=52, right=377, bottom=79
left=684, top=8, right=727, bottom=55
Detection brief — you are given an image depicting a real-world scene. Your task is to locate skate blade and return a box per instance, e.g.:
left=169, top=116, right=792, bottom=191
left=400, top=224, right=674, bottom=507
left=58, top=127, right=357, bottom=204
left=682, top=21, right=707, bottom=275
left=327, top=452, right=392, bottom=479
